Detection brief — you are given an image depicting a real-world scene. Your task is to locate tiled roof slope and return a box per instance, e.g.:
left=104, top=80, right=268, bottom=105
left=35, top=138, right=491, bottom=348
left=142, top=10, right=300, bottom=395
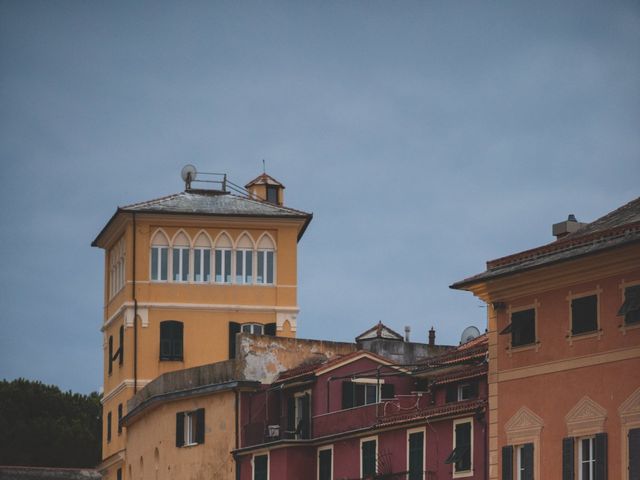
left=121, top=190, right=310, bottom=218
left=452, top=196, right=640, bottom=288
left=0, top=466, right=100, bottom=480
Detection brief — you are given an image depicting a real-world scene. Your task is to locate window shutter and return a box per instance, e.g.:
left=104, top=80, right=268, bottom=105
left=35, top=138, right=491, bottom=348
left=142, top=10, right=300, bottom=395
left=228, top=322, right=241, bottom=359
left=341, top=381, right=354, bottom=409
left=264, top=323, right=277, bottom=336
left=381, top=383, right=395, bottom=400
left=118, top=326, right=124, bottom=365
left=594, top=432, right=607, bottom=480
left=562, top=437, right=574, bottom=480
left=446, top=385, right=457, bottom=403
left=108, top=336, right=113, bottom=374
left=176, top=412, right=185, bottom=447
left=195, top=408, right=205, bottom=444
left=286, top=396, right=295, bottom=433
left=300, top=393, right=311, bottom=439
left=117, top=404, right=123, bottom=434
left=501, top=445, right=513, bottom=480
left=629, top=428, right=640, bottom=479
left=522, top=443, right=534, bottom=480
left=107, top=411, right=112, bottom=442
left=469, top=381, right=478, bottom=399
left=354, top=383, right=365, bottom=407
left=173, top=322, right=183, bottom=360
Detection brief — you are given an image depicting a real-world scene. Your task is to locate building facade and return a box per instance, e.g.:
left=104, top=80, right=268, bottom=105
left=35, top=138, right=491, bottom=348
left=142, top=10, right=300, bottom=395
left=92, top=172, right=312, bottom=479
left=452, top=198, right=640, bottom=480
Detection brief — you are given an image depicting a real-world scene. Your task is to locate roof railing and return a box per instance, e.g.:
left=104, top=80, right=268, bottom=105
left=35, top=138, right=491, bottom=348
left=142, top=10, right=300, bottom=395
left=182, top=167, right=262, bottom=201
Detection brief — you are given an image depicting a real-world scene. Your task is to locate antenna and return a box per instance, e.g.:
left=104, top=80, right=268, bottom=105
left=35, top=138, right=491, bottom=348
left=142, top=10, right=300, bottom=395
left=460, top=326, right=481, bottom=344
left=262, top=159, right=266, bottom=174
left=180, top=164, right=198, bottom=190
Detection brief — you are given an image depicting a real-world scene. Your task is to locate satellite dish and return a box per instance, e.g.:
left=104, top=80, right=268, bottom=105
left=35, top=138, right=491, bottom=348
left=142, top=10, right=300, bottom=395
left=181, top=164, right=197, bottom=183
left=460, top=326, right=481, bottom=344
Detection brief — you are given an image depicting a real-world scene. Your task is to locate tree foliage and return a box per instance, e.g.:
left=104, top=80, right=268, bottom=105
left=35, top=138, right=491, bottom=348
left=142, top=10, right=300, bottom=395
left=0, top=378, right=101, bottom=468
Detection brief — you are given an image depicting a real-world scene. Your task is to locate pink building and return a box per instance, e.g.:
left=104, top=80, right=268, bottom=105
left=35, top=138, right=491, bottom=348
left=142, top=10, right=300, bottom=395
left=234, top=333, right=488, bottom=480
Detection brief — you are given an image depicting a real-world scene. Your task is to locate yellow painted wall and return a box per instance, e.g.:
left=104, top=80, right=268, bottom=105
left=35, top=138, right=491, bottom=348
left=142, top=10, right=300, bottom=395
left=125, top=391, right=237, bottom=480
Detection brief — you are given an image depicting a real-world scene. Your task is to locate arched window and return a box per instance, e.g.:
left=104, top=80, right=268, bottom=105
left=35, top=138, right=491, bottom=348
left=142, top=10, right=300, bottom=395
left=193, top=233, right=212, bottom=283
left=214, top=233, right=232, bottom=283
left=235, top=233, right=255, bottom=284
left=109, top=236, right=126, bottom=298
left=160, top=321, right=183, bottom=361
left=150, top=231, right=169, bottom=281
left=257, top=234, right=276, bottom=285
left=172, top=232, right=190, bottom=282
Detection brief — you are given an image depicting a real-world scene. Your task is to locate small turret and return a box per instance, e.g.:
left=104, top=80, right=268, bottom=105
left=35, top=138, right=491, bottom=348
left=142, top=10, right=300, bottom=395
left=245, top=173, right=285, bottom=205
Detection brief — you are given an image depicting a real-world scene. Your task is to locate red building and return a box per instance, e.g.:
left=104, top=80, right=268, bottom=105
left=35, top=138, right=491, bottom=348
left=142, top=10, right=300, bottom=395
left=234, top=332, right=488, bottom=480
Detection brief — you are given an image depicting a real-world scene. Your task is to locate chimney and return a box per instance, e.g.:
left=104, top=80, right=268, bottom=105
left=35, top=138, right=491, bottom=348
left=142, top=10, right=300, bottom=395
left=552, top=214, right=587, bottom=240
left=404, top=326, right=411, bottom=342
left=428, top=327, right=435, bottom=346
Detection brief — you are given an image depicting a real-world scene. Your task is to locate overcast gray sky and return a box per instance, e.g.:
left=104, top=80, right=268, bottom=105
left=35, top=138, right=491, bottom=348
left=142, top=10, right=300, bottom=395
left=1, top=1, right=639, bottom=393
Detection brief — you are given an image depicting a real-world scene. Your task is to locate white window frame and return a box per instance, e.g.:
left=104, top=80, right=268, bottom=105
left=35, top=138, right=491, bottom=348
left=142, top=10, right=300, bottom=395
left=317, top=445, right=333, bottom=480
left=452, top=417, right=473, bottom=478
left=252, top=452, right=270, bottom=480
left=183, top=411, right=197, bottom=446
left=406, top=427, right=426, bottom=480
left=215, top=248, right=232, bottom=283
left=294, top=390, right=311, bottom=440
left=241, top=323, right=264, bottom=335
left=360, top=436, right=378, bottom=478
left=458, top=383, right=473, bottom=401
left=256, top=249, right=275, bottom=285
left=151, top=246, right=168, bottom=282
left=193, top=247, right=211, bottom=283
left=352, top=378, right=384, bottom=406
left=515, top=445, right=525, bottom=480
left=235, top=249, right=254, bottom=284
left=578, top=436, right=596, bottom=480
left=172, top=246, right=190, bottom=282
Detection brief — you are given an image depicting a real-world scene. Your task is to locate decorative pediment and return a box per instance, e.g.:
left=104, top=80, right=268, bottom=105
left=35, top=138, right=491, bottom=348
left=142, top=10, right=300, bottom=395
left=565, top=396, right=607, bottom=436
left=505, top=406, right=544, bottom=444
left=619, top=387, right=640, bottom=425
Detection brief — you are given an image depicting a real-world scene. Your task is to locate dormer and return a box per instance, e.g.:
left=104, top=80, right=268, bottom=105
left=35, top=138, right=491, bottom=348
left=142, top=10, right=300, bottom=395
left=245, top=173, right=285, bottom=205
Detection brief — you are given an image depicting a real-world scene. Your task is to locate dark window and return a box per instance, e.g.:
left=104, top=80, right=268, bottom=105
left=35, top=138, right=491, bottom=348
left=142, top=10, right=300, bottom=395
left=264, top=322, right=277, bottom=336
left=160, top=321, right=183, bottom=361
left=381, top=383, right=395, bottom=400
left=341, top=381, right=379, bottom=409
left=502, top=445, right=513, bottom=480
left=318, top=448, right=332, bottom=480
left=445, top=421, right=471, bottom=472
left=571, top=295, right=598, bottom=335
left=118, top=325, right=124, bottom=366
left=108, top=336, right=114, bottom=375
left=107, top=411, right=112, bottom=443
left=408, top=431, right=424, bottom=480
left=361, top=439, right=377, bottom=477
left=266, top=185, right=278, bottom=204
left=446, top=385, right=457, bottom=403
left=629, top=428, right=640, bottom=479
left=294, top=393, right=311, bottom=439
left=175, top=408, right=205, bottom=447
left=562, top=437, right=574, bottom=480
left=511, top=309, right=536, bottom=347
left=458, top=382, right=478, bottom=401
left=520, top=443, right=534, bottom=480
left=117, top=403, right=123, bottom=434
left=618, top=285, right=640, bottom=325
left=254, top=454, right=268, bottom=480
left=594, top=433, right=607, bottom=480
left=116, top=468, right=122, bottom=480
left=228, top=322, right=240, bottom=359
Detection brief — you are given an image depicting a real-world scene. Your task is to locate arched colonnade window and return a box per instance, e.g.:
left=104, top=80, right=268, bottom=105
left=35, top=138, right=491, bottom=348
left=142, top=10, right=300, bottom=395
left=150, top=230, right=276, bottom=285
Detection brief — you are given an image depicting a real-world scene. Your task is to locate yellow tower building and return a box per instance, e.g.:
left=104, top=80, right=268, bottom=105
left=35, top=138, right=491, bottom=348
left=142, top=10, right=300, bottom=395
left=92, top=170, right=312, bottom=479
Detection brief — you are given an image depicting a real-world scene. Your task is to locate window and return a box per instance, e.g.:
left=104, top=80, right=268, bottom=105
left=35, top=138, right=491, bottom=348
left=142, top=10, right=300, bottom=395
left=571, top=295, right=598, bottom=335
left=117, top=403, right=123, bottom=434
left=193, top=233, right=211, bottom=283
left=408, top=429, right=425, bottom=480
left=360, top=438, right=377, bottom=478
left=116, top=468, right=122, bottom=480
left=257, top=235, right=276, bottom=285
left=236, top=250, right=254, bottom=284
left=445, top=419, right=472, bottom=475
left=266, top=185, right=278, bottom=204
left=242, top=323, right=264, bottom=335
left=215, top=233, right=233, bottom=283
left=446, top=382, right=477, bottom=403
left=502, top=444, right=533, bottom=480
left=172, top=232, right=190, bottom=282
left=341, top=380, right=383, bottom=409
left=318, top=446, right=333, bottom=480
left=562, top=434, right=607, bottom=480
left=294, top=392, right=311, bottom=439
left=618, top=285, right=640, bottom=325
left=629, top=428, right=640, bottom=479
left=107, top=411, right=112, bottom=443
left=501, top=309, right=536, bottom=347
left=160, top=321, right=183, bottom=361
left=109, top=236, right=126, bottom=298
left=253, top=454, right=268, bottom=480
left=175, top=408, right=205, bottom=447
left=118, top=325, right=124, bottom=366
left=150, top=231, right=170, bottom=282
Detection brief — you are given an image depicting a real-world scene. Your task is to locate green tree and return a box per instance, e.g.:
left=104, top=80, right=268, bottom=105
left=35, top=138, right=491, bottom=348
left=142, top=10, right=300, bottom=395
left=0, top=378, right=102, bottom=468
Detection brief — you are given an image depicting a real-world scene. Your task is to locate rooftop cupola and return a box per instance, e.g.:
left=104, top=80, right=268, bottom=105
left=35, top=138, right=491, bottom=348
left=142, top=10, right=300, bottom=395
left=552, top=214, right=588, bottom=240
left=245, top=173, right=285, bottom=205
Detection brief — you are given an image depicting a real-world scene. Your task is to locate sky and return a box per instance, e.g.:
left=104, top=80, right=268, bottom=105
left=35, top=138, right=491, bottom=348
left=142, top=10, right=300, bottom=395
left=1, top=0, right=639, bottom=394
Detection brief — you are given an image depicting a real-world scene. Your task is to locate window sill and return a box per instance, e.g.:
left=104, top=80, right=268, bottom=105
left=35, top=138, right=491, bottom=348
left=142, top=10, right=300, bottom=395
left=453, top=469, right=474, bottom=478
left=181, top=442, right=199, bottom=448
left=507, top=341, right=540, bottom=357
left=159, top=358, right=184, bottom=362
left=566, top=329, right=602, bottom=345
left=619, top=322, right=640, bottom=335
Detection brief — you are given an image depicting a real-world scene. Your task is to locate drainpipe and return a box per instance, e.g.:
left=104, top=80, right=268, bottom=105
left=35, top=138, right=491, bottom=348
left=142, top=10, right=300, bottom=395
left=235, top=390, right=241, bottom=480
left=132, top=212, right=138, bottom=393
